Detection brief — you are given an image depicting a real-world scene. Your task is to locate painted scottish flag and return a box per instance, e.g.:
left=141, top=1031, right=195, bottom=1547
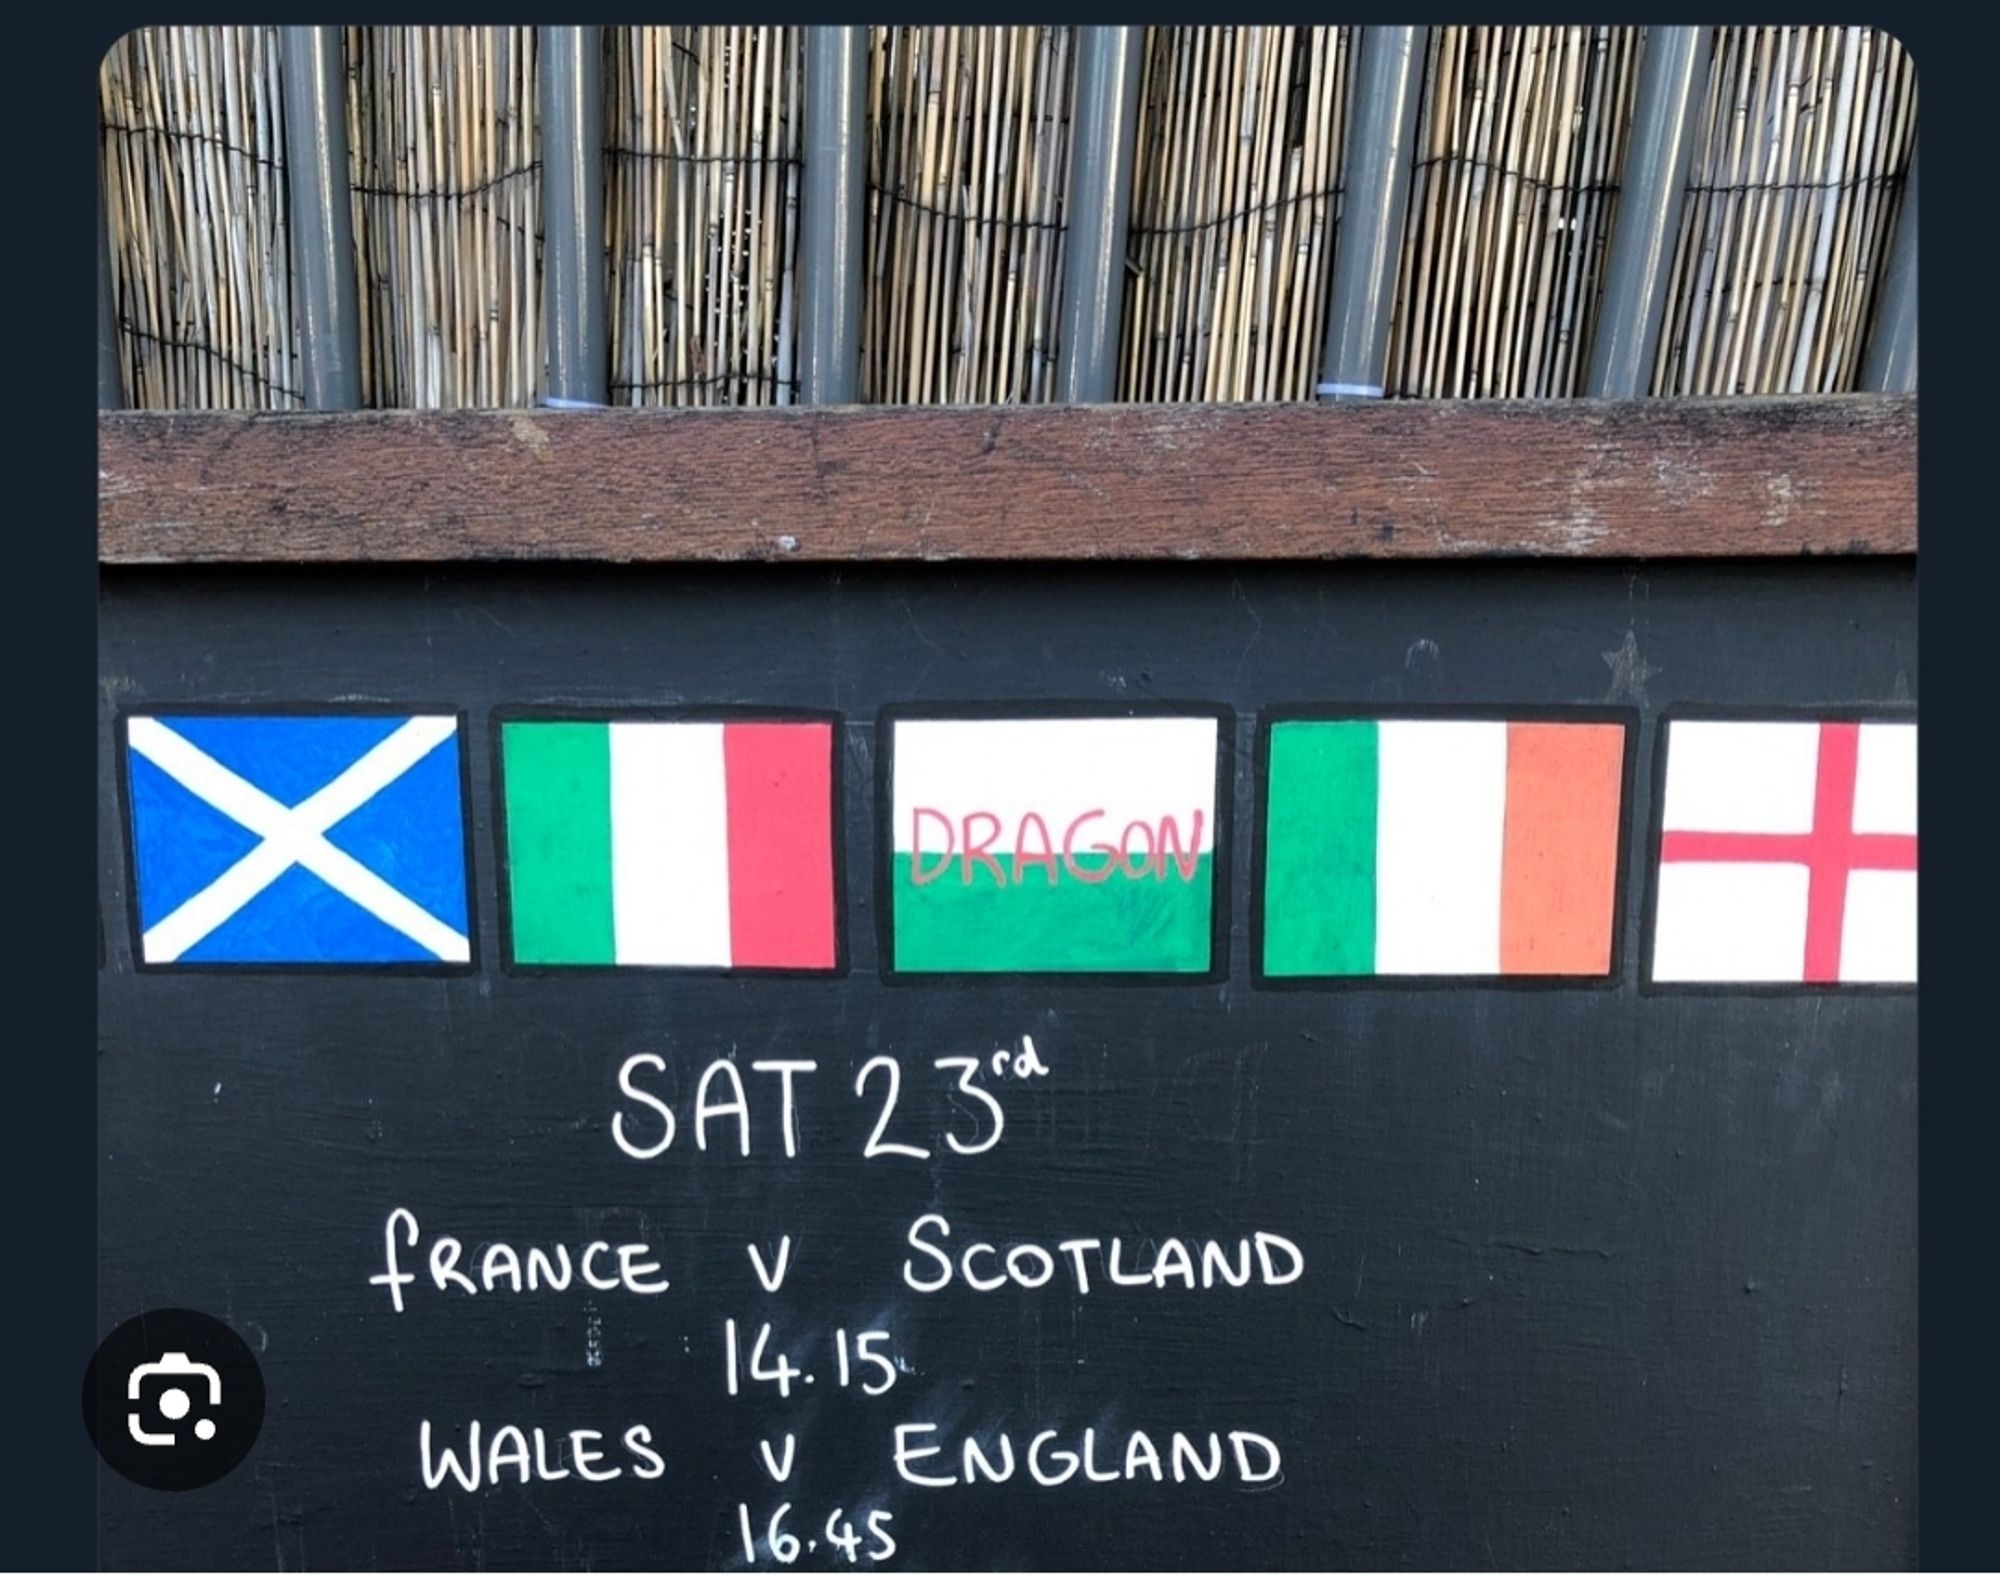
left=122, top=712, right=472, bottom=966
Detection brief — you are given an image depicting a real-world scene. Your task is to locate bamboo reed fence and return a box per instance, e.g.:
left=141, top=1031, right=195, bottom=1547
left=1122, top=27, right=1353, bottom=403
left=100, top=26, right=300, bottom=410
left=1387, top=27, right=1640, bottom=399
left=607, top=27, right=802, bottom=407
left=345, top=26, right=540, bottom=409
left=98, top=23, right=1917, bottom=413
left=860, top=26, right=1075, bottom=405
left=1653, top=25, right=1917, bottom=396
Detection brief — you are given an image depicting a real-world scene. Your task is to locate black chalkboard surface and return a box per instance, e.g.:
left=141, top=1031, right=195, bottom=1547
left=97, top=558, right=1917, bottom=1570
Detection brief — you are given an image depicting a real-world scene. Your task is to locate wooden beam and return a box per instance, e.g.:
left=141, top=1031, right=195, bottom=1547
left=99, top=395, right=1915, bottom=564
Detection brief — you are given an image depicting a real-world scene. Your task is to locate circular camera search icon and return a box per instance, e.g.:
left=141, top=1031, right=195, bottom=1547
left=83, top=1309, right=265, bottom=1490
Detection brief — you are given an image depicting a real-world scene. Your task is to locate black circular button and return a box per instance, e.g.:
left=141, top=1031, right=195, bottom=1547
left=83, top=1308, right=265, bottom=1490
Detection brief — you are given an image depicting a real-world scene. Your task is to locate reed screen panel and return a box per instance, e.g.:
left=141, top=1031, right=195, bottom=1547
left=101, top=27, right=302, bottom=411
left=97, top=24, right=1917, bottom=411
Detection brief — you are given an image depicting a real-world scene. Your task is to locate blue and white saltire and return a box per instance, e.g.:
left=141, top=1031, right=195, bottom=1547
left=124, top=713, right=471, bottom=965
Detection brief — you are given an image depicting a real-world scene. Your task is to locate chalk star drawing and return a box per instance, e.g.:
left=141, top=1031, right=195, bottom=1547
left=1602, top=629, right=1658, bottom=706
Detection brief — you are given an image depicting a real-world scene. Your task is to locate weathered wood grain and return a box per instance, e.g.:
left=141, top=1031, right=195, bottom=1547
left=99, top=395, right=1915, bottom=563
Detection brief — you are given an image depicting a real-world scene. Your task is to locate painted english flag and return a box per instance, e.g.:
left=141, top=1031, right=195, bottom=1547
left=888, top=714, right=1222, bottom=974
left=123, top=712, right=471, bottom=966
left=1649, top=718, right=1916, bottom=984
left=1261, top=716, right=1628, bottom=978
left=499, top=718, right=837, bottom=969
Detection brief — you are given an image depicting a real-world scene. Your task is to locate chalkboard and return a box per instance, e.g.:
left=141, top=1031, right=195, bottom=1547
left=96, top=557, right=1917, bottom=1570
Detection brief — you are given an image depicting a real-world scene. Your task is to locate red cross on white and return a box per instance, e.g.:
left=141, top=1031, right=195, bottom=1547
left=1652, top=718, right=1917, bottom=985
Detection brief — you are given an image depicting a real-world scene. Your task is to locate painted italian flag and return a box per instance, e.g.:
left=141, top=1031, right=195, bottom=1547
left=1262, top=717, right=1626, bottom=977
left=889, top=715, right=1221, bottom=973
left=499, top=719, right=837, bottom=968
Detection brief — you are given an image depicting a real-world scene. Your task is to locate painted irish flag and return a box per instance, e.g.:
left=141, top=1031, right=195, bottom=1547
left=1650, top=718, right=1916, bottom=984
left=888, top=714, right=1222, bottom=974
left=1261, top=716, right=1627, bottom=978
left=499, top=718, right=837, bottom=969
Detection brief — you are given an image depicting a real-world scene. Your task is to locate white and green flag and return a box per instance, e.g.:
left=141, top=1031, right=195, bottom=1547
left=887, top=714, right=1221, bottom=973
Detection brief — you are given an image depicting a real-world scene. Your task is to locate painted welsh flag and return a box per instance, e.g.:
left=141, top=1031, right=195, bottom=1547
left=1261, top=716, right=1628, bottom=978
left=887, top=713, right=1222, bottom=974
left=1650, top=717, right=1916, bottom=984
left=499, top=718, right=837, bottom=969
